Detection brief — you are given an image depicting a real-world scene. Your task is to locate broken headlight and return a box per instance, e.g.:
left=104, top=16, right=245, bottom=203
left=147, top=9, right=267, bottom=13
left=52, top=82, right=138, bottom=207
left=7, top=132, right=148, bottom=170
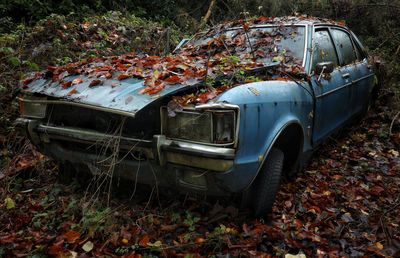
left=18, top=96, right=47, bottom=119
left=162, top=108, right=236, bottom=145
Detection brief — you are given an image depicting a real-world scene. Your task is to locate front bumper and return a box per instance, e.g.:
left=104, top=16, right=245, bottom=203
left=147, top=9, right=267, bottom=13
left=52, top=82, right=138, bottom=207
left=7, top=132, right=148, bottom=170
left=15, top=118, right=236, bottom=194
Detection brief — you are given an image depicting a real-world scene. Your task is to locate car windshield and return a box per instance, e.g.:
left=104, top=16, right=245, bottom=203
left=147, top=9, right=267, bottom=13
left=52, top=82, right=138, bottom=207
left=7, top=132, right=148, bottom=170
left=188, top=25, right=306, bottom=66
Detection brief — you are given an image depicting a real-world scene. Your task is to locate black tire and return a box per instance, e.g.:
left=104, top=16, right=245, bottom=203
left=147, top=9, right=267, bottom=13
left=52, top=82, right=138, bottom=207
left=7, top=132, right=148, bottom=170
left=58, top=162, right=92, bottom=186
left=249, top=148, right=284, bottom=217
left=57, top=162, right=77, bottom=184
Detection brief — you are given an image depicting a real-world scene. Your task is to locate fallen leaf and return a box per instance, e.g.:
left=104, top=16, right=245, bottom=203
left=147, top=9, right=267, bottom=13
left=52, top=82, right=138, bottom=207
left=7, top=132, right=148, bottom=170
left=118, top=74, right=130, bottom=80
left=82, top=241, right=94, bottom=252
left=139, top=235, right=150, bottom=247
left=62, top=80, right=72, bottom=89
left=67, top=88, right=78, bottom=96
left=5, top=197, right=15, bottom=209
left=375, top=242, right=384, bottom=250
left=147, top=240, right=162, bottom=248
left=64, top=230, right=80, bottom=243
left=164, top=75, right=181, bottom=84
left=72, top=78, right=83, bottom=85
left=89, top=80, right=102, bottom=87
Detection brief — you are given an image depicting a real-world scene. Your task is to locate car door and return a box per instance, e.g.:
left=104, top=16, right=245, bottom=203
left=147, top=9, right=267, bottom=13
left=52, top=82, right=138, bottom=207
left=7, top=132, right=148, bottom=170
left=330, top=28, right=374, bottom=116
left=310, top=27, right=352, bottom=144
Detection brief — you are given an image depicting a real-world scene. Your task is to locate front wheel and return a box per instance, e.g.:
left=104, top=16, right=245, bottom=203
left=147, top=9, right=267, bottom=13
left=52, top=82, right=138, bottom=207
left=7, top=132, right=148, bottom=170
left=247, top=148, right=284, bottom=218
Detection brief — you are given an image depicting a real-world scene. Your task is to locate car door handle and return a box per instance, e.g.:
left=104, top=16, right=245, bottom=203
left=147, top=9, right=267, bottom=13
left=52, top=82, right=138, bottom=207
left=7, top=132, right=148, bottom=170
left=342, top=73, right=350, bottom=78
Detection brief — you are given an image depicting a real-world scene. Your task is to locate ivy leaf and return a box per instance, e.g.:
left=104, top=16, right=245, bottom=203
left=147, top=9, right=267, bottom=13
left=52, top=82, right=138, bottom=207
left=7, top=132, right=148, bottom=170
left=8, top=56, right=21, bottom=67
left=5, top=197, right=15, bottom=209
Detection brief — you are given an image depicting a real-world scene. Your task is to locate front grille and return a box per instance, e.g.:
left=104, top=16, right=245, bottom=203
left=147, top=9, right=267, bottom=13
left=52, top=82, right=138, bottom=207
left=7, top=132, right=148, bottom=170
left=46, top=104, right=160, bottom=140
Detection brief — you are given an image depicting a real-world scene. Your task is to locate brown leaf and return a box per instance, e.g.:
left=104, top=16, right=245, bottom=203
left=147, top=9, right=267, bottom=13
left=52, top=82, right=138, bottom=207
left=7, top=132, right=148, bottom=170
left=64, top=230, right=80, bottom=244
left=138, top=235, right=150, bottom=247
left=370, top=186, right=385, bottom=195
left=160, top=224, right=177, bottom=231
left=67, top=88, right=78, bottom=96
left=89, top=80, right=102, bottom=87
left=61, top=81, right=72, bottom=89
left=118, top=74, right=130, bottom=80
left=164, top=75, right=181, bottom=84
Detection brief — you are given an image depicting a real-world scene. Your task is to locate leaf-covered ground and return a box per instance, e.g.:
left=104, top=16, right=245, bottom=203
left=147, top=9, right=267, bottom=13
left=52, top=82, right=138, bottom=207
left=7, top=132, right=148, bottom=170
left=0, top=106, right=399, bottom=257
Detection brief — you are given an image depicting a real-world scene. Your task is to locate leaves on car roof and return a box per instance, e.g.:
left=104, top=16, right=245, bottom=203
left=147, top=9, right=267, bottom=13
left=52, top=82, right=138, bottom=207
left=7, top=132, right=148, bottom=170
left=23, top=15, right=322, bottom=105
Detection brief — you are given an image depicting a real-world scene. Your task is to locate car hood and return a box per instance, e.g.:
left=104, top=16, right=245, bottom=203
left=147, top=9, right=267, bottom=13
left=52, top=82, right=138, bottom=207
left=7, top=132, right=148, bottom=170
left=25, top=76, right=199, bottom=116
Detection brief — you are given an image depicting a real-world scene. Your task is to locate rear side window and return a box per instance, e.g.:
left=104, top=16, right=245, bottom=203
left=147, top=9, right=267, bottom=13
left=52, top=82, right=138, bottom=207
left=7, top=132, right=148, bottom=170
left=312, top=29, right=339, bottom=71
left=331, top=29, right=357, bottom=65
left=351, top=31, right=367, bottom=60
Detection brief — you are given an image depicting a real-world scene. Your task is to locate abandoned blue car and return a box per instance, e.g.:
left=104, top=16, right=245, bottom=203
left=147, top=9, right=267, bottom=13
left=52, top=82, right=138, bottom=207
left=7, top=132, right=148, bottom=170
left=16, top=16, right=381, bottom=216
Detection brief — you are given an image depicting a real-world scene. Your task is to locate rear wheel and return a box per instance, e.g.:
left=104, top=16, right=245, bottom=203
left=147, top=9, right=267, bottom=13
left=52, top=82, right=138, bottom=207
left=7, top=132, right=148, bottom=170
left=246, top=148, right=284, bottom=218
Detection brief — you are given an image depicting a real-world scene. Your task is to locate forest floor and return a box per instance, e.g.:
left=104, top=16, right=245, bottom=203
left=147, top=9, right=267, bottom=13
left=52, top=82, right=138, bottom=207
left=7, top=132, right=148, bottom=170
left=0, top=102, right=399, bottom=257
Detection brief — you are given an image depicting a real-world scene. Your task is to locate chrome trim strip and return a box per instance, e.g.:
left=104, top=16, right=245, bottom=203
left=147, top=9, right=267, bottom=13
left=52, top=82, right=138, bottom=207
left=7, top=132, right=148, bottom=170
left=163, top=139, right=235, bottom=155
left=37, top=125, right=235, bottom=157
left=37, top=125, right=151, bottom=144
left=316, top=82, right=353, bottom=99
left=18, top=98, right=137, bottom=118
left=352, top=73, right=374, bottom=84
left=316, top=73, right=374, bottom=99
left=302, top=25, right=308, bottom=68
left=195, top=103, right=239, bottom=110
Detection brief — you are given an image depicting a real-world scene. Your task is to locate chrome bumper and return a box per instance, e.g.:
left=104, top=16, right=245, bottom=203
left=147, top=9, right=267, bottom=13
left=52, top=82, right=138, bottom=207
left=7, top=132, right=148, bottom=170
left=15, top=118, right=235, bottom=172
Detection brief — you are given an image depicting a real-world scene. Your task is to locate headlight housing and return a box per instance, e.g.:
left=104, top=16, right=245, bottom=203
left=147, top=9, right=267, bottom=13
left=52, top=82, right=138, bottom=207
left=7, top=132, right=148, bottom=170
left=161, top=107, right=237, bottom=145
left=18, top=96, right=47, bottom=119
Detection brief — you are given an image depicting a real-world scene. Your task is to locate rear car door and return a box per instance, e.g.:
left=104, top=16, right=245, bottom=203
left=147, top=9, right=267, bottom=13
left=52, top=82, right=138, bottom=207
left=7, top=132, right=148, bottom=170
left=330, top=28, right=374, bottom=116
left=311, top=28, right=352, bottom=144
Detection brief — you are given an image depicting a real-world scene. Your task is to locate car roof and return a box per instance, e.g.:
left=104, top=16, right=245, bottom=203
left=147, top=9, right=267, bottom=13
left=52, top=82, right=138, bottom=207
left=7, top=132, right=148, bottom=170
left=220, top=15, right=348, bottom=30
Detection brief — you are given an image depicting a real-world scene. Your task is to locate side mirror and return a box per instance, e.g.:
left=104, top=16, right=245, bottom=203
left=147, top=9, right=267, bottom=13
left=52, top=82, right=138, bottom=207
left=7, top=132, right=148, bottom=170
left=315, top=61, right=334, bottom=82
left=173, top=38, right=190, bottom=52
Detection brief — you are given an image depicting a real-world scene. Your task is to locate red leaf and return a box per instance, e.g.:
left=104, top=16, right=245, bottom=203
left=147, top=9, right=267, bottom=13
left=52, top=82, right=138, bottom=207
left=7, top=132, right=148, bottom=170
left=255, top=16, right=270, bottom=23
left=243, top=22, right=250, bottom=31
left=67, top=88, right=78, bottom=96
left=89, top=80, right=102, bottom=87
left=48, top=240, right=65, bottom=255
left=118, top=74, right=130, bottom=80
left=64, top=230, right=80, bottom=243
left=138, top=235, right=150, bottom=247
left=105, top=72, right=113, bottom=79
left=23, top=78, right=34, bottom=86
left=61, top=81, right=72, bottom=89
left=164, top=75, right=181, bottom=84
left=370, top=185, right=384, bottom=195
left=96, top=66, right=113, bottom=72
left=47, top=66, right=57, bottom=72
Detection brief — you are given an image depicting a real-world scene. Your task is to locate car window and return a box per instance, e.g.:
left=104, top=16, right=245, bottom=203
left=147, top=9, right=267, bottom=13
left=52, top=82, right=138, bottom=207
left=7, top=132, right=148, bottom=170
left=331, top=29, right=357, bottom=65
left=188, top=26, right=306, bottom=65
left=351, top=31, right=367, bottom=60
left=312, top=29, right=338, bottom=71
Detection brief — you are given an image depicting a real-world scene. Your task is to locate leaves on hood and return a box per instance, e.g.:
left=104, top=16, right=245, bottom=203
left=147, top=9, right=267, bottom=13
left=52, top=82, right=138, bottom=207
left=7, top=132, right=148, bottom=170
left=23, top=15, right=316, bottom=104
